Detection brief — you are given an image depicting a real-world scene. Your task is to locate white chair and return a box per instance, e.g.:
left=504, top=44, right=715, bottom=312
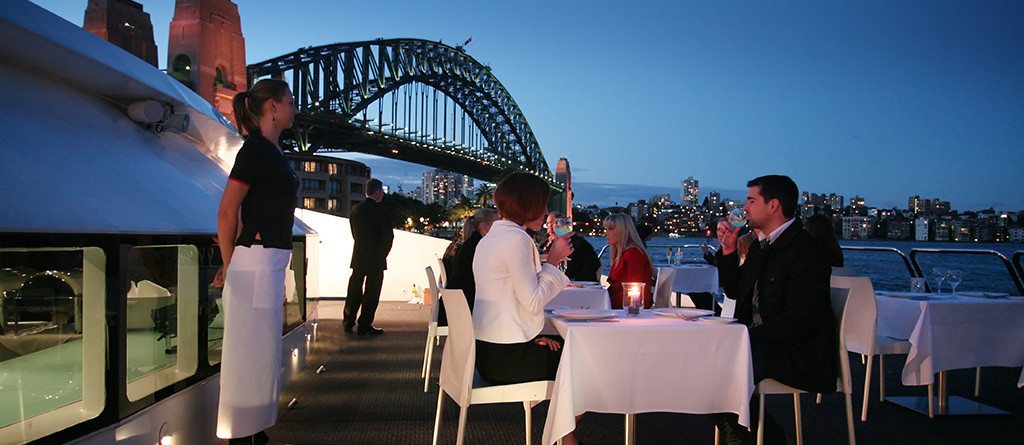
left=831, top=266, right=861, bottom=277
left=753, top=287, right=856, bottom=445
left=652, top=267, right=678, bottom=308
left=432, top=289, right=555, bottom=445
left=422, top=266, right=448, bottom=392
left=436, top=256, right=448, bottom=288
left=828, top=276, right=923, bottom=420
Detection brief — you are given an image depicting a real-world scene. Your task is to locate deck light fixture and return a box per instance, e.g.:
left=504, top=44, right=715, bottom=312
left=127, top=100, right=190, bottom=134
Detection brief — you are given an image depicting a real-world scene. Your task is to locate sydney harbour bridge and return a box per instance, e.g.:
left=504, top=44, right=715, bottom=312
left=247, top=38, right=562, bottom=191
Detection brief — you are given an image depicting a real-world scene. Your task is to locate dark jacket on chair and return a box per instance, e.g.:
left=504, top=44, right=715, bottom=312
left=717, top=219, right=837, bottom=394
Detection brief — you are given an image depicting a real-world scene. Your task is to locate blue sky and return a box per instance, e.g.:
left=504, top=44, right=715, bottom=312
left=32, top=1, right=1024, bottom=211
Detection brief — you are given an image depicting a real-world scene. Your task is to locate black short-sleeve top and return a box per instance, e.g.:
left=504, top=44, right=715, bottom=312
left=228, top=135, right=299, bottom=250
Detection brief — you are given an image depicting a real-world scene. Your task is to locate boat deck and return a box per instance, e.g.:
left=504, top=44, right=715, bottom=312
left=268, top=300, right=1024, bottom=444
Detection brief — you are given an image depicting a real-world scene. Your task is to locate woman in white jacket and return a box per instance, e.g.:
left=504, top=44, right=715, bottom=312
left=472, top=172, right=574, bottom=385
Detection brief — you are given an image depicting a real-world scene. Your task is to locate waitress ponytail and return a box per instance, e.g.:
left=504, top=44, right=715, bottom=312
left=231, top=79, right=290, bottom=137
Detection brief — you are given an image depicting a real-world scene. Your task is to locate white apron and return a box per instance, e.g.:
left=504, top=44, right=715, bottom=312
left=216, top=245, right=291, bottom=439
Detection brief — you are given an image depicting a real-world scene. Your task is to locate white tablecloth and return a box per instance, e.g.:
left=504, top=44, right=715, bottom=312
left=659, top=265, right=719, bottom=293
left=548, top=287, right=611, bottom=310
left=541, top=311, right=753, bottom=445
left=875, top=294, right=1024, bottom=386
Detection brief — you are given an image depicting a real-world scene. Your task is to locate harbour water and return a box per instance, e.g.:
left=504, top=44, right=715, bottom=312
left=586, top=236, right=1024, bottom=295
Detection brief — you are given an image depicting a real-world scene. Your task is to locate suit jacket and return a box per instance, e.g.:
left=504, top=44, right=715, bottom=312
left=564, top=235, right=601, bottom=282
left=448, top=231, right=482, bottom=306
left=349, top=197, right=394, bottom=271
left=717, top=219, right=837, bottom=394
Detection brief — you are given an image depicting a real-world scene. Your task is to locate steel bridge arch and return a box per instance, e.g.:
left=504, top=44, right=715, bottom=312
left=247, top=38, right=555, bottom=184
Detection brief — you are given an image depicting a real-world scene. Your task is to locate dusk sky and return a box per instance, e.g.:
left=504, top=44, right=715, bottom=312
left=33, top=1, right=1024, bottom=211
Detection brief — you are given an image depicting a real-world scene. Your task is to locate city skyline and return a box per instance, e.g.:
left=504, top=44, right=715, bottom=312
left=31, top=0, right=1024, bottom=211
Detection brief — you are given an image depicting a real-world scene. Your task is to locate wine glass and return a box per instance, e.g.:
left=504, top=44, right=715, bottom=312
left=727, top=208, right=747, bottom=229
left=552, top=216, right=573, bottom=238
left=665, top=247, right=674, bottom=266
left=946, top=269, right=963, bottom=295
left=930, top=267, right=945, bottom=293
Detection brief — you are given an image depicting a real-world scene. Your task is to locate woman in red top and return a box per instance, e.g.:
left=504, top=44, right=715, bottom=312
left=604, top=213, right=654, bottom=309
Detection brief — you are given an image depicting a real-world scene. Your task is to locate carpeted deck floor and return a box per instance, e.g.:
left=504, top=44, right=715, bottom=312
left=268, top=301, right=1024, bottom=444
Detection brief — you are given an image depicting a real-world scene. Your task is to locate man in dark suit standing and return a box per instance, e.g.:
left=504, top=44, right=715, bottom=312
left=711, top=175, right=836, bottom=445
left=344, top=178, right=394, bottom=335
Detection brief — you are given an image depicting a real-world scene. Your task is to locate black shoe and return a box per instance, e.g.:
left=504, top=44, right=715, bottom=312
left=357, top=326, right=384, bottom=335
left=343, top=324, right=354, bottom=333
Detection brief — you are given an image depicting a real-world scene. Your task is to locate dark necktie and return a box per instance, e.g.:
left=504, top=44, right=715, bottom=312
left=751, top=238, right=768, bottom=327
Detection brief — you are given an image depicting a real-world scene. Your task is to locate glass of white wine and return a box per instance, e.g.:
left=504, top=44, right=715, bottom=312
left=553, top=216, right=573, bottom=238
left=727, top=208, right=747, bottom=229
left=552, top=216, right=573, bottom=271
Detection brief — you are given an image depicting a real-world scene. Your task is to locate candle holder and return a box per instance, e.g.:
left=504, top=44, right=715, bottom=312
left=622, top=282, right=645, bottom=316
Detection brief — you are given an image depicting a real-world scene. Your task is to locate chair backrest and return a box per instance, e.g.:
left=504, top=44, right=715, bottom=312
left=652, top=267, right=678, bottom=308
left=426, top=266, right=442, bottom=323
left=435, top=256, right=448, bottom=288
left=831, top=266, right=861, bottom=277
left=438, top=288, right=476, bottom=405
left=830, top=276, right=877, bottom=356
left=829, top=286, right=854, bottom=395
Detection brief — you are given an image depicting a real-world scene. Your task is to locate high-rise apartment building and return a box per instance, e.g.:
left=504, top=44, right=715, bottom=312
left=650, top=194, right=673, bottom=206
left=420, top=169, right=474, bottom=207
left=802, top=192, right=844, bottom=212
left=681, top=177, right=699, bottom=207
left=707, top=191, right=721, bottom=210
left=908, top=195, right=951, bottom=215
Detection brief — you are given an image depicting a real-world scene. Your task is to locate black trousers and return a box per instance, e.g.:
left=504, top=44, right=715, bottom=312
left=475, top=337, right=562, bottom=385
left=344, top=269, right=384, bottom=329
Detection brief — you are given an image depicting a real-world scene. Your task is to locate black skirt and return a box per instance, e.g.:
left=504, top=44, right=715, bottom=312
left=475, top=337, right=562, bottom=385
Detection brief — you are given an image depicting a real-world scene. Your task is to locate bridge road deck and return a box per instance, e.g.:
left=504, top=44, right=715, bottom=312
left=267, top=301, right=1024, bottom=444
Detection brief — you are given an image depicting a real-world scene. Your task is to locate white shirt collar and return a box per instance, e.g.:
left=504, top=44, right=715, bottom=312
left=765, top=217, right=797, bottom=245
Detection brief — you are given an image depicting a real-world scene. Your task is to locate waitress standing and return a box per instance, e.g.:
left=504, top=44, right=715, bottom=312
left=214, top=78, right=298, bottom=445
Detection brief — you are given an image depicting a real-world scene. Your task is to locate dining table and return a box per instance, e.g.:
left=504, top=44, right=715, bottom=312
left=875, top=292, right=1024, bottom=415
left=657, top=264, right=719, bottom=307
left=540, top=309, right=753, bottom=445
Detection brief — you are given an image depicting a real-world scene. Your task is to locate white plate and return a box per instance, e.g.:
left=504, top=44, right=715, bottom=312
left=544, top=305, right=569, bottom=313
left=652, top=308, right=714, bottom=319
left=958, top=291, right=1008, bottom=299
left=553, top=309, right=617, bottom=320
left=697, top=316, right=737, bottom=325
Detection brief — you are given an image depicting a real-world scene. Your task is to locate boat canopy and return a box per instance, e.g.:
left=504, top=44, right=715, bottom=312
left=0, top=1, right=313, bottom=236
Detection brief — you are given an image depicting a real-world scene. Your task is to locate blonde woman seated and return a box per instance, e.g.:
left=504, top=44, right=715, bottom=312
left=604, top=213, right=654, bottom=309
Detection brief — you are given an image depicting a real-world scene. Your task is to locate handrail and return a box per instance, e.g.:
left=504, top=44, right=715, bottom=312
left=840, top=245, right=918, bottom=278
left=909, top=248, right=1024, bottom=295
left=598, top=243, right=717, bottom=259
left=1014, top=251, right=1024, bottom=284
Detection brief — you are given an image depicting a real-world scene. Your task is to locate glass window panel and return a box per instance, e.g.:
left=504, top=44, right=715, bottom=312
left=0, top=247, right=105, bottom=444
left=123, top=245, right=198, bottom=402
left=207, top=274, right=224, bottom=366
left=284, top=242, right=305, bottom=330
